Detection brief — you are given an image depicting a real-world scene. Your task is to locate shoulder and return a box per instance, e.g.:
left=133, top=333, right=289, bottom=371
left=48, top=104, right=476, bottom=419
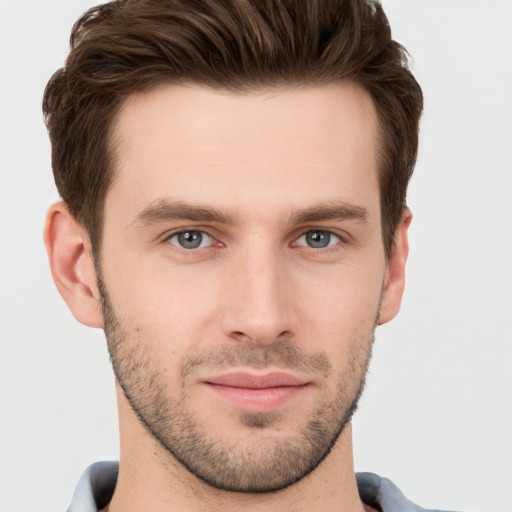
left=356, top=472, right=463, bottom=512
left=67, top=461, right=118, bottom=512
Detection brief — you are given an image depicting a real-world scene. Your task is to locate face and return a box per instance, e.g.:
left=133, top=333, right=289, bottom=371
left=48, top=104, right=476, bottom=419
left=98, top=83, right=392, bottom=492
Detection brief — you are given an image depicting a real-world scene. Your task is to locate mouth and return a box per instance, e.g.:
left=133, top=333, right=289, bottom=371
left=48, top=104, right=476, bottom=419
left=202, top=371, right=311, bottom=412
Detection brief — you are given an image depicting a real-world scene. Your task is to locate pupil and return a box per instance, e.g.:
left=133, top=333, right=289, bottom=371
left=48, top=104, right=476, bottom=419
left=178, top=231, right=202, bottom=249
left=306, top=230, right=330, bottom=248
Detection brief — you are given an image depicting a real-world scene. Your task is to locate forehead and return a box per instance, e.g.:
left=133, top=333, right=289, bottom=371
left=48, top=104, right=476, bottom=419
left=108, top=83, right=380, bottom=221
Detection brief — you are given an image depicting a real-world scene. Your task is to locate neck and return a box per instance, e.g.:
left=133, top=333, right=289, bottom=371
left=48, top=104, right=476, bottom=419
left=108, top=388, right=367, bottom=512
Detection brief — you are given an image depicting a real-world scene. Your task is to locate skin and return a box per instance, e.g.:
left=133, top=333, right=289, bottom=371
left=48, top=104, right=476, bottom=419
left=44, top=83, right=411, bottom=512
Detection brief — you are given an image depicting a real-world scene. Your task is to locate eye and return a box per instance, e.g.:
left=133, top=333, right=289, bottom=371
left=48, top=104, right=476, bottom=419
left=167, top=230, right=215, bottom=250
left=296, top=230, right=341, bottom=249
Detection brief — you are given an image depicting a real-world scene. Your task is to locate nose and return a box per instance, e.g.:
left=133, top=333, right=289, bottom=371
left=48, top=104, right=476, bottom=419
left=220, top=243, right=297, bottom=346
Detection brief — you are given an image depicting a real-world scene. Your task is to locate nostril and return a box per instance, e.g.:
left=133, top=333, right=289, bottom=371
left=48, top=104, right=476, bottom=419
left=230, top=331, right=252, bottom=342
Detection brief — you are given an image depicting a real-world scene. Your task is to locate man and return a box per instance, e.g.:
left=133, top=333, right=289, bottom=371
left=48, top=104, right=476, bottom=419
left=41, top=0, right=451, bottom=510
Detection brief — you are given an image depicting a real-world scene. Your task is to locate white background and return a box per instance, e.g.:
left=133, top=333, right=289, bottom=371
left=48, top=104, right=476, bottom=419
left=0, top=1, right=511, bottom=511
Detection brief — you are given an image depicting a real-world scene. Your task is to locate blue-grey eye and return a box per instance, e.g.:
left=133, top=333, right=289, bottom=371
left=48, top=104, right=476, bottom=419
left=297, top=230, right=340, bottom=249
left=168, top=230, right=213, bottom=249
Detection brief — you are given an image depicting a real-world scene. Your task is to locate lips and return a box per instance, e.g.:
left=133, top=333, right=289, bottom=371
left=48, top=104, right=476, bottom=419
left=205, top=371, right=308, bottom=388
left=202, top=371, right=310, bottom=412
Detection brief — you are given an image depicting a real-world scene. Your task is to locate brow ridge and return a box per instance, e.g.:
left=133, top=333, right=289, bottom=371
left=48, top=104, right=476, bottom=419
left=131, top=198, right=368, bottom=228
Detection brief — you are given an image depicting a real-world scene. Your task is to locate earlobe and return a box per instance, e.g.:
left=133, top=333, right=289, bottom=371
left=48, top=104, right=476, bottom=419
left=43, top=202, right=104, bottom=328
left=377, top=209, right=412, bottom=326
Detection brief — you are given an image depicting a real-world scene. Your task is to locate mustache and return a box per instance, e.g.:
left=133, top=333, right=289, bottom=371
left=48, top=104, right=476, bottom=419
left=180, top=341, right=331, bottom=379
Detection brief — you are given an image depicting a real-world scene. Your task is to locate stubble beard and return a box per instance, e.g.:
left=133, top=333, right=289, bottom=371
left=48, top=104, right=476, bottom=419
left=98, top=275, right=375, bottom=494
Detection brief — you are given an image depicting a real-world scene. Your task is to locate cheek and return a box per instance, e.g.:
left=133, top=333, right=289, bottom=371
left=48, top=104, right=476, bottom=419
left=297, top=260, right=384, bottom=320
left=101, top=256, right=223, bottom=352
left=294, top=263, right=383, bottom=357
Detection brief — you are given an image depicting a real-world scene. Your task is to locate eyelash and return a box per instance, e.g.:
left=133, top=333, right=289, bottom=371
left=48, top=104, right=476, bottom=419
left=164, top=228, right=346, bottom=253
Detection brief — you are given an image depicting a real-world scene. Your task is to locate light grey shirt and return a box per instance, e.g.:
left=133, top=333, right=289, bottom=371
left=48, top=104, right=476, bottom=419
left=67, top=461, right=460, bottom=512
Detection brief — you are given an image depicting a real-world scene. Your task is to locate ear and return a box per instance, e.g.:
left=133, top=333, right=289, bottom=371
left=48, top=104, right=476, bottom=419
left=377, top=209, right=412, bottom=326
left=43, top=202, right=104, bottom=328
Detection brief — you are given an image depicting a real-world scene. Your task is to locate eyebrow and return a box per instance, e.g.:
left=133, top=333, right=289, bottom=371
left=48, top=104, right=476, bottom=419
left=131, top=199, right=237, bottom=226
left=131, top=198, right=368, bottom=228
left=289, top=201, right=369, bottom=225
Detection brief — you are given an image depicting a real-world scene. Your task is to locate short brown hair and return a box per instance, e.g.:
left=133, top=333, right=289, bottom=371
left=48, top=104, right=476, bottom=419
left=43, top=0, right=423, bottom=257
